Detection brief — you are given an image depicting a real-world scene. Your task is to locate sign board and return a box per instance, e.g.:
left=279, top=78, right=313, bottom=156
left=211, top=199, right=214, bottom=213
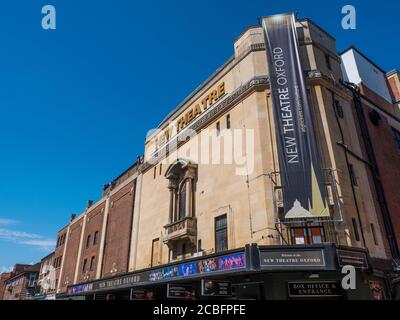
left=260, top=249, right=326, bottom=269
left=288, top=281, right=342, bottom=298
left=130, top=289, right=155, bottom=300
left=201, top=279, right=232, bottom=297
left=337, top=249, right=369, bottom=269
left=167, top=284, right=195, bottom=299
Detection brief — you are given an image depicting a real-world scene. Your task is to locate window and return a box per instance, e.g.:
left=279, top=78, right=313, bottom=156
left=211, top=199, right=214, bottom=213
left=290, top=226, right=325, bottom=244
left=151, top=238, right=160, bottom=267
left=82, top=259, right=87, bottom=273
left=93, top=231, right=99, bottom=245
left=291, top=228, right=307, bottom=244
left=86, top=235, right=91, bottom=248
left=349, top=164, right=358, bottom=186
left=165, top=159, right=196, bottom=223
left=226, top=114, right=231, bottom=129
left=371, top=223, right=379, bottom=246
left=310, top=227, right=325, bottom=244
left=28, top=273, right=36, bottom=287
left=159, top=163, right=162, bottom=175
left=178, top=182, right=187, bottom=220
left=215, top=215, right=228, bottom=253
left=153, top=166, right=157, bottom=179
left=216, top=121, right=220, bottom=136
left=352, top=218, right=360, bottom=242
left=325, top=53, right=332, bottom=70
left=90, top=256, right=96, bottom=271
left=392, top=128, right=400, bottom=150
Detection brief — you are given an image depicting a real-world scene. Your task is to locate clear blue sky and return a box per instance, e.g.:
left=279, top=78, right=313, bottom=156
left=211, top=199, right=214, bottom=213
left=0, top=0, right=399, bottom=270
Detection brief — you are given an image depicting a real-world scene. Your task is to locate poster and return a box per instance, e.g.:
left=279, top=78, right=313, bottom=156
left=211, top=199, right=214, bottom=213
left=262, top=13, right=328, bottom=219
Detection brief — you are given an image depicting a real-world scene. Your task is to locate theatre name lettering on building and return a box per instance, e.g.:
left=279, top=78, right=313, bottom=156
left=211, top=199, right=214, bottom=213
left=151, top=82, right=226, bottom=151
left=176, top=82, right=226, bottom=132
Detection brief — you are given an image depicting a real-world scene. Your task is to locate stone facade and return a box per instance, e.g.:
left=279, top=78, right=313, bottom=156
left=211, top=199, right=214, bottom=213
left=51, top=17, right=400, bottom=297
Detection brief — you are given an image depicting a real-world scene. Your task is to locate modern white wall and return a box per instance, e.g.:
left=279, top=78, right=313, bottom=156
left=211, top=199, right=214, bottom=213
left=341, top=48, right=392, bottom=102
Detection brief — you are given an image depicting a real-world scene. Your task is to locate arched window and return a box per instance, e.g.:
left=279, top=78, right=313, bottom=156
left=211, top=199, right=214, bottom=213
left=86, top=235, right=91, bottom=248
left=178, top=181, right=186, bottom=220
left=93, top=231, right=99, bottom=245
left=165, top=159, right=197, bottom=223
left=90, top=256, right=96, bottom=271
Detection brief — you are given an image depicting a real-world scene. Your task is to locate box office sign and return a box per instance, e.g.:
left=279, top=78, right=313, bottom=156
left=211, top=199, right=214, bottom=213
left=288, top=281, right=342, bottom=298
left=201, top=279, right=232, bottom=297
left=337, top=249, right=369, bottom=269
left=260, top=249, right=326, bottom=270
left=262, top=13, right=329, bottom=220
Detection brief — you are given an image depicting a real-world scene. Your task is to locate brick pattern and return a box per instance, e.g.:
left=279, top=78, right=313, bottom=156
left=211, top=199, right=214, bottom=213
left=59, top=219, right=83, bottom=292
left=363, top=104, right=400, bottom=249
left=77, top=202, right=105, bottom=282
left=101, top=181, right=135, bottom=278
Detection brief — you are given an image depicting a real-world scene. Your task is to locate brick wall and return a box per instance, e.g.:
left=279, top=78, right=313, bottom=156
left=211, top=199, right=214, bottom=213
left=76, top=202, right=106, bottom=282
left=59, top=218, right=83, bottom=292
left=101, top=181, right=135, bottom=278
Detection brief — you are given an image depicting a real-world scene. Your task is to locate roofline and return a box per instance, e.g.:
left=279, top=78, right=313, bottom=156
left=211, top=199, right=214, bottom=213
left=106, top=159, right=140, bottom=186
left=40, top=251, right=55, bottom=261
left=156, top=55, right=235, bottom=130
left=340, top=46, right=387, bottom=74
left=386, top=69, right=399, bottom=77
left=5, top=267, right=39, bottom=283
left=298, top=18, right=336, bottom=41
left=234, top=24, right=262, bottom=42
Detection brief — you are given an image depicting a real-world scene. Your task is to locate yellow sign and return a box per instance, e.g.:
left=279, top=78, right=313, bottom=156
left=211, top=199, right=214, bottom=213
left=176, top=82, right=225, bottom=132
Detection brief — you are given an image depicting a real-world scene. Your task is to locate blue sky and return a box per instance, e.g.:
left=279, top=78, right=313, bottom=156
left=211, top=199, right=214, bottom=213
left=0, top=0, right=399, bottom=270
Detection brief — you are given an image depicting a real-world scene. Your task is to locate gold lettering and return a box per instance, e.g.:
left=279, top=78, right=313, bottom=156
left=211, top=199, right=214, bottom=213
left=187, top=109, right=194, bottom=122
left=193, top=104, right=202, bottom=118
left=218, top=82, right=225, bottom=98
left=202, top=96, right=209, bottom=110
left=173, top=82, right=225, bottom=133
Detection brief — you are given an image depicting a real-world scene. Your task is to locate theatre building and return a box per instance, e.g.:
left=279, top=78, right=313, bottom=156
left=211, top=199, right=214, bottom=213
left=56, top=14, right=400, bottom=300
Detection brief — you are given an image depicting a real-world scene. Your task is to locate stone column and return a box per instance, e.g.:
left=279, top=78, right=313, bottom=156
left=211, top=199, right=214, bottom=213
left=185, top=179, right=191, bottom=218
left=96, top=196, right=111, bottom=279
left=168, top=187, right=175, bottom=223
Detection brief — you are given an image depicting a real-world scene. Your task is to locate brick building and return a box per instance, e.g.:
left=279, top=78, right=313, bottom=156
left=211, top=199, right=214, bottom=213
left=2, top=264, right=40, bottom=300
left=0, top=272, right=13, bottom=300
left=52, top=14, right=400, bottom=300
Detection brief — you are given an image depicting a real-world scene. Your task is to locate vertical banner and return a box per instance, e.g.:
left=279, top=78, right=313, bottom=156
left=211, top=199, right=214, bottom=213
left=262, top=13, right=328, bottom=219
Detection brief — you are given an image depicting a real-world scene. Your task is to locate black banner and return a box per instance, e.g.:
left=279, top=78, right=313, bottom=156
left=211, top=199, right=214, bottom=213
left=262, top=13, right=328, bottom=219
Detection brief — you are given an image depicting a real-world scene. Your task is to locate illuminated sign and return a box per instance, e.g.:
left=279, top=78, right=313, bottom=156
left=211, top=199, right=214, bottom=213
left=67, top=251, right=245, bottom=295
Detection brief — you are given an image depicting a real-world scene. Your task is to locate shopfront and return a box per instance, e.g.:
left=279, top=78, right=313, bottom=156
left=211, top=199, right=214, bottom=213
left=62, top=243, right=392, bottom=300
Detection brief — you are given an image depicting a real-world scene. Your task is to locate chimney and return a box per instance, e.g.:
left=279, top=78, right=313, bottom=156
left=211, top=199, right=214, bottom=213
left=87, top=200, right=94, bottom=208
